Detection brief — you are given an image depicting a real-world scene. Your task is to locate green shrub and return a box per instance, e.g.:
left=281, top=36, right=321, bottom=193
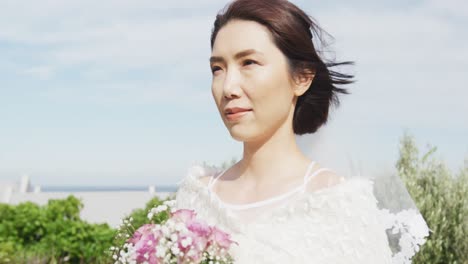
left=396, top=132, right=467, bottom=264
left=0, top=241, right=16, bottom=263
left=0, top=195, right=116, bottom=263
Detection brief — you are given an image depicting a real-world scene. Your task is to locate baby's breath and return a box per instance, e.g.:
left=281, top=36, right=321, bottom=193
left=109, top=198, right=235, bottom=264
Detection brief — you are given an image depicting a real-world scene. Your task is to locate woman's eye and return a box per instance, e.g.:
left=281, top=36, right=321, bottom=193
left=211, top=66, right=221, bottom=74
left=243, top=59, right=257, bottom=66
left=211, top=60, right=257, bottom=74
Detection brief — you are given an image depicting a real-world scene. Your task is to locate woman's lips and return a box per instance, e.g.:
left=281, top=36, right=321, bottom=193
left=225, top=109, right=252, bottom=121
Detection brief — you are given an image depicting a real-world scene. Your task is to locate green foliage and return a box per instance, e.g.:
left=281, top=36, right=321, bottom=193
left=109, top=195, right=175, bottom=261
left=0, top=195, right=116, bottom=264
left=123, top=195, right=175, bottom=230
left=0, top=241, right=15, bottom=263
left=0, top=194, right=176, bottom=263
left=396, top=131, right=468, bottom=264
left=202, top=156, right=238, bottom=171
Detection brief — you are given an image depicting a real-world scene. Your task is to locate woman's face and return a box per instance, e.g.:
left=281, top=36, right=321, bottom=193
left=210, top=19, right=304, bottom=143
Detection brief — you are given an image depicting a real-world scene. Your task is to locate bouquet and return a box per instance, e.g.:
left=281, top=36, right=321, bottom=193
left=110, top=199, right=237, bottom=264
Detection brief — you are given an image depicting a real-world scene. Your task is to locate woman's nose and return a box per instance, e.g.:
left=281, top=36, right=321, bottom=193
left=223, top=70, right=241, bottom=99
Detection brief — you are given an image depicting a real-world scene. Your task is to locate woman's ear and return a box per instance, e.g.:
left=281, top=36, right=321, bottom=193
left=293, top=70, right=315, bottom=96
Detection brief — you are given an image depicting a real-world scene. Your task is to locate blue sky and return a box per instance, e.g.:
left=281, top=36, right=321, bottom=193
left=0, top=0, right=466, bottom=187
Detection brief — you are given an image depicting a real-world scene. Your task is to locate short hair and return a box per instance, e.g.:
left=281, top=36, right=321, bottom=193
left=210, top=0, right=354, bottom=135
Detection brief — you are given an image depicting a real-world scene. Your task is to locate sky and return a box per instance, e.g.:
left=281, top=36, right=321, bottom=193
left=0, top=0, right=467, bottom=187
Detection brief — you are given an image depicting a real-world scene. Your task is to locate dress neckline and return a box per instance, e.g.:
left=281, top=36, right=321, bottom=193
left=206, top=161, right=334, bottom=210
left=182, top=166, right=365, bottom=232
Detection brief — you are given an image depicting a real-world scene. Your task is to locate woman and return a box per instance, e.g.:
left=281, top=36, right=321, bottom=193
left=175, top=0, right=429, bottom=263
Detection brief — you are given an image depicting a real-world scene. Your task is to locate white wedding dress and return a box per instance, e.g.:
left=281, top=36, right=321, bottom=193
left=174, top=161, right=402, bottom=264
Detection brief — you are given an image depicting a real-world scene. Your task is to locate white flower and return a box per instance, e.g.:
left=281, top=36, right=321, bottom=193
left=152, top=225, right=161, bottom=232
left=166, top=219, right=175, bottom=229
left=150, top=204, right=169, bottom=215
left=175, top=222, right=186, bottom=232
left=147, top=212, right=154, bottom=220
left=163, top=200, right=176, bottom=207
left=161, top=226, right=170, bottom=237
left=156, top=246, right=166, bottom=258
left=181, top=237, right=193, bottom=247
left=171, top=245, right=180, bottom=255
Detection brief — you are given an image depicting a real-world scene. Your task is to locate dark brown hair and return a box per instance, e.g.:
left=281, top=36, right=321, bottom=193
left=210, top=0, right=354, bottom=135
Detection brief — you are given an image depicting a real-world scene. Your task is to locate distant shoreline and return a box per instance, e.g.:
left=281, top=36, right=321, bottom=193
left=41, top=185, right=178, bottom=192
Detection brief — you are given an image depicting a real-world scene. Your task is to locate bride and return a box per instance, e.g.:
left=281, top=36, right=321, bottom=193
left=175, top=0, right=429, bottom=263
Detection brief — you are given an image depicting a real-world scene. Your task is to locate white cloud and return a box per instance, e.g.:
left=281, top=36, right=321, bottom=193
left=310, top=1, right=468, bottom=130
left=0, top=1, right=221, bottom=109
left=0, top=0, right=466, bottom=183
left=23, top=65, right=55, bottom=80
left=1, top=16, right=214, bottom=67
left=0, top=1, right=224, bottom=78
left=46, top=17, right=213, bottom=68
left=2, top=0, right=466, bottom=117
left=427, top=0, right=468, bottom=18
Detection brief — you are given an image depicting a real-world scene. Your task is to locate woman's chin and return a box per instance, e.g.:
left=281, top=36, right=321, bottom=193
left=228, top=127, right=263, bottom=143
left=229, top=131, right=249, bottom=142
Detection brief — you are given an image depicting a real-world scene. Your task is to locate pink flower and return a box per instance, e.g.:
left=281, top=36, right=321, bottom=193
left=175, top=220, right=211, bottom=263
left=187, top=219, right=211, bottom=237
left=210, top=226, right=237, bottom=249
left=128, top=224, right=160, bottom=264
left=115, top=207, right=236, bottom=264
left=171, top=209, right=197, bottom=222
left=177, top=233, right=205, bottom=263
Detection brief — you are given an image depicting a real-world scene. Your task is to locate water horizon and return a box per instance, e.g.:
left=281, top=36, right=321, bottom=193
left=40, top=185, right=178, bottom=192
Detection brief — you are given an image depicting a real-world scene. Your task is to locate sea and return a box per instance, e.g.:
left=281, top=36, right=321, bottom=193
left=40, top=185, right=178, bottom=192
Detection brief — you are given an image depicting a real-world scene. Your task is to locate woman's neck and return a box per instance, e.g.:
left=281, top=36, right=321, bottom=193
left=239, top=122, right=311, bottom=185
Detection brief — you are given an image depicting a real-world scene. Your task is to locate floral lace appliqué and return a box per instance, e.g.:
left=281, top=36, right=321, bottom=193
left=379, top=208, right=430, bottom=264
